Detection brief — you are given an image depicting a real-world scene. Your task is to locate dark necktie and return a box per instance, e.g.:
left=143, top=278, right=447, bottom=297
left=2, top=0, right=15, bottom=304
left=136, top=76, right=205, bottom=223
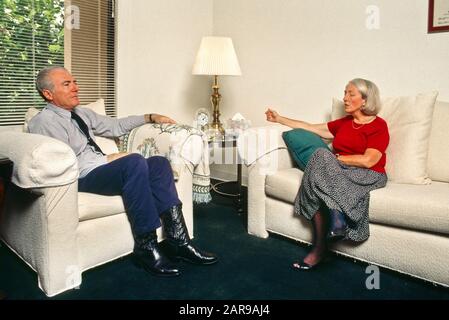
left=71, top=111, right=105, bottom=155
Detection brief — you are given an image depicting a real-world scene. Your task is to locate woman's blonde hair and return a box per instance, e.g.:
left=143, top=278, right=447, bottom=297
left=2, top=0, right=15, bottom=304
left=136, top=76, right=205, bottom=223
left=349, top=78, right=381, bottom=115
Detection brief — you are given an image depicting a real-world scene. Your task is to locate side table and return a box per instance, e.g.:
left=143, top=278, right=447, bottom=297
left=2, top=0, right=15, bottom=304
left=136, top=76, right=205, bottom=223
left=209, top=139, right=244, bottom=214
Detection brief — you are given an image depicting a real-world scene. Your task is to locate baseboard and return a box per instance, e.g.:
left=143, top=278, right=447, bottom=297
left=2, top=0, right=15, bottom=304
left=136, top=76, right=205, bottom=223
left=210, top=166, right=248, bottom=187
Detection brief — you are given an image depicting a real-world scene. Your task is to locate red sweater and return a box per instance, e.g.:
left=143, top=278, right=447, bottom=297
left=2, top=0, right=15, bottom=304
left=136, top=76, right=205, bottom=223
left=327, top=116, right=389, bottom=173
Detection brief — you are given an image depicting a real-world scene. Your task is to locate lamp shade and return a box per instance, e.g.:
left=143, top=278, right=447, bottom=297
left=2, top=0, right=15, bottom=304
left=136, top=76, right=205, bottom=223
left=192, top=36, right=242, bottom=76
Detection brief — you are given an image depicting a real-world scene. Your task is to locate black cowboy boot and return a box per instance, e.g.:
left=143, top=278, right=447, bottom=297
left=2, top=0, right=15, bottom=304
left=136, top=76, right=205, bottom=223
left=161, top=204, right=218, bottom=265
left=133, top=230, right=180, bottom=276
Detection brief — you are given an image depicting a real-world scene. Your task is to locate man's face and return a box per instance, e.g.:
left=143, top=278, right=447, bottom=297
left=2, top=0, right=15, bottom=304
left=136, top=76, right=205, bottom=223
left=43, top=69, right=80, bottom=110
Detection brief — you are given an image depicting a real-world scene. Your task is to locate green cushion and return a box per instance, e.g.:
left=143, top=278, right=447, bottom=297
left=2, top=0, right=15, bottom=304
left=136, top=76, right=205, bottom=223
left=282, top=128, right=330, bottom=170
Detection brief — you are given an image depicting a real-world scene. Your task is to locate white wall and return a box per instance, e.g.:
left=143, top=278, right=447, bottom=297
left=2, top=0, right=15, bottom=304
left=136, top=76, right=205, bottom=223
left=117, top=0, right=449, bottom=183
left=213, top=0, right=449, bottom=127
left=116, top=0, right=213, bottom=124
left=212, top=0, right=449, bottom=183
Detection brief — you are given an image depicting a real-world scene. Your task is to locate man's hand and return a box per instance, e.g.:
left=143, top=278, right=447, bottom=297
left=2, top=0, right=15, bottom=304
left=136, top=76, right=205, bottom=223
left=107, top=152, right=130, bottom=162
left=145, top=113, right=176, bottom=124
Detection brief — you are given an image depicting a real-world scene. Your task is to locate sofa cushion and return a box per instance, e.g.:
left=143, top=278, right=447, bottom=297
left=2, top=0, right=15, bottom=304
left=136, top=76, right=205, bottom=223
left=427, top=101, right=449, bottom=182
left=282, top=129, right=330, bottom=170
left=266, top=168, right=449, bottom=236
left=23, top=107, right=40, bottom=133
left=370, top=181, right=449, bottom=236
left=78, top=192, right=125, bottom=221
left=332, top=91, right=438, bottom=185
left=265, top=168, right=303, bottom=204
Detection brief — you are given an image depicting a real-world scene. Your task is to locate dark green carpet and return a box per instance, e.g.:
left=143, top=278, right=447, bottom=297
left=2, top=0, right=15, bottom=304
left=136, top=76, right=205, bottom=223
left=1, top=185, right=449, bottom=300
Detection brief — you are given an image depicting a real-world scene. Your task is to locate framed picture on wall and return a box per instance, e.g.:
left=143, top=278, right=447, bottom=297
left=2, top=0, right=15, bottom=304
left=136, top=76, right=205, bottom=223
left=428, top=0, right=449, bottom=33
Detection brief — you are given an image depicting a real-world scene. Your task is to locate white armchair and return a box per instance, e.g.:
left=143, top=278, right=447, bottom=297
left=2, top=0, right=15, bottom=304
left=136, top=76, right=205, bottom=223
left=0, top=123, right=205, bottom=297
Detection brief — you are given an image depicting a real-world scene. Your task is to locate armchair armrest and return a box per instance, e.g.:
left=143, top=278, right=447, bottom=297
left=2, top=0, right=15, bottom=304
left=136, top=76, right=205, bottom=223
left=123, top=123, right=212, bottom=205
left=0, top=132, right=78, bottom=189
left=1, top=182, right=80, bottom=296
left=0, top=132, right=81, bottom=296
left=123, top=123, right=205, bottom=165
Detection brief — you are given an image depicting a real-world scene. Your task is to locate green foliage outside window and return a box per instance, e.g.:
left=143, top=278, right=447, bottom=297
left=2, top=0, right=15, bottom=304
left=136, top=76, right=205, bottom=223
left=0, top=0, right=64, bottom=122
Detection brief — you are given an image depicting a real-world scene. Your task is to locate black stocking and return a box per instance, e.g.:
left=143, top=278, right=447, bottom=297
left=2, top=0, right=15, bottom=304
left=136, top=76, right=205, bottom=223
left=295, top=210, right=328, bottom=267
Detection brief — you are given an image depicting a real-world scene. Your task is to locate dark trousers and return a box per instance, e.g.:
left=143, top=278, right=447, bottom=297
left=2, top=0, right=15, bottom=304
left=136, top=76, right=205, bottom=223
left=78, top=154, right=181, bottom=236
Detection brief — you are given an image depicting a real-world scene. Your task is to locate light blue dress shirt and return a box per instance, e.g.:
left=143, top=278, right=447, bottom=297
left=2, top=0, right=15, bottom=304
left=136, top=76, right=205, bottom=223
left=28, top=103, right=146, bottom=178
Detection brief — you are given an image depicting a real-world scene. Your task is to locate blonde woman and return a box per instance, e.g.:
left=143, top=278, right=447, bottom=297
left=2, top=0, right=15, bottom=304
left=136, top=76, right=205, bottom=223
left=265, top=78, right=389, bottom=270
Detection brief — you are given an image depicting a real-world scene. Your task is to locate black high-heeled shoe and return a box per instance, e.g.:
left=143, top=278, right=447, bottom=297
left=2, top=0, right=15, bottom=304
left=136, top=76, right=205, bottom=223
left=327, top=209, right=347, bottom=241
left=292, top=260, right=319, bottom=271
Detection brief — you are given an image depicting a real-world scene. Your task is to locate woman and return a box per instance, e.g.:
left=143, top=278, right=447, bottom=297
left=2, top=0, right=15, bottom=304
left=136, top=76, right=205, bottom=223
left=265, top=78, right=389, bottom=270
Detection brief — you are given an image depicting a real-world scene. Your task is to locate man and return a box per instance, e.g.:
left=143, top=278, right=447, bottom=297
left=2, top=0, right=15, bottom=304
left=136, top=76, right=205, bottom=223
left=28, top=66, right=217, bottom=277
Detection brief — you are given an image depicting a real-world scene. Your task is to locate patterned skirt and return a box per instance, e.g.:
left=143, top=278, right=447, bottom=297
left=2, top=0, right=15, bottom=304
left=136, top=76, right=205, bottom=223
left=294, top=148, right=387, bottom=242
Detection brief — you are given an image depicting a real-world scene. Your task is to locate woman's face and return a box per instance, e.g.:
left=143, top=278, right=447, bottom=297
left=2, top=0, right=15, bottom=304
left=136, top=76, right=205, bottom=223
left=343, top=83, right=366, bottom=114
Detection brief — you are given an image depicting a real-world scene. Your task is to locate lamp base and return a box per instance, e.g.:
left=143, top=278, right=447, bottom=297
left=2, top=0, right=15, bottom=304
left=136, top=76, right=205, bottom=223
left=210, top=121, right=225, bottom=135
left=210, top=75, right=225, bottom=139
left=206, top=126, right=225, bottom=142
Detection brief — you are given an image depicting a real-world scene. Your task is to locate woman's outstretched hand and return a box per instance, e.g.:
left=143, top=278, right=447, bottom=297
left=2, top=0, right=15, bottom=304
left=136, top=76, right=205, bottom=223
left=265, top=108, right=280, bottom=123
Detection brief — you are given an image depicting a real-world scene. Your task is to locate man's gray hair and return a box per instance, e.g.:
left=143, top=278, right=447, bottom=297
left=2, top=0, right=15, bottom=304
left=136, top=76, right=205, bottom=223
left=349, top=78, right=381, bottom=116
left=36, top=66, right=67, bottom=101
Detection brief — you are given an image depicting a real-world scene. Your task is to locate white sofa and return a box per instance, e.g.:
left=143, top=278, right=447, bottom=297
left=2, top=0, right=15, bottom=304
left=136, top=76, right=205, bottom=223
left=246, top=97, right=449, bottom=287
left=0, top=123, right=203, bottom=297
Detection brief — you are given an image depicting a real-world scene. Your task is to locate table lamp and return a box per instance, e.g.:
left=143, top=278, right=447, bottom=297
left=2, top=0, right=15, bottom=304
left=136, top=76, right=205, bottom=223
left=192, top=36, right=242, bottom=136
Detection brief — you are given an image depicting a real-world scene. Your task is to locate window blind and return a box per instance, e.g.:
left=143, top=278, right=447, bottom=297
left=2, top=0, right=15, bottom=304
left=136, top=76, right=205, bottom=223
left=65, top=0, right=116, bottom=117
left=0, top=0, right=65, bottom=126
left=0, top=0, right=116, bottom=126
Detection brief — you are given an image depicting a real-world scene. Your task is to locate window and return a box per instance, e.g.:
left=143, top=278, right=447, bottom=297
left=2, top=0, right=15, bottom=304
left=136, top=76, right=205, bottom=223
left=0, top=0, right=115, bottom=126
left=0, top=0, right=64, bottom=125
left=66, top=0, right=116, bottom=117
